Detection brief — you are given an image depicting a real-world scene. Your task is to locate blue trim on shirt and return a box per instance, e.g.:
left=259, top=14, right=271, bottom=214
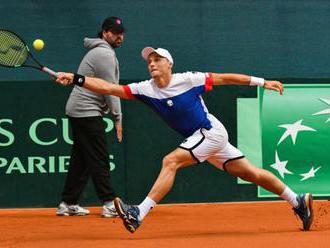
left=135, top=86, right=211, bottom=137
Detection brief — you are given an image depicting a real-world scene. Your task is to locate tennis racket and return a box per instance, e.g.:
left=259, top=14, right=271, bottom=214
left=0, top=29, right=58, bottom=77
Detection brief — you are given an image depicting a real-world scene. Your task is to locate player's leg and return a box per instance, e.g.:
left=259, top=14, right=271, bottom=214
left=114, top=147, right=195, bottom=233
left=115, top=128, right=210, bottom=233
left=147, top=148, right=196, bottom=202
left=137, top=128, right=213, bottom=220
left=224, top=157, right=313, bottom=230
left=225, top=157, right=286, bottom=195
left=208, top=139, right=313, bottom=231
left=207, top=140, right=294, bottom=201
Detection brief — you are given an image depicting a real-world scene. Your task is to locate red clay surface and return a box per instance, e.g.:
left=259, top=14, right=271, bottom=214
left=0, top=200, right=329, bottom=248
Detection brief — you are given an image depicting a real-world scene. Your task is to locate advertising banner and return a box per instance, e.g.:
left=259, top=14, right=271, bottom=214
left=260, top=84, right=330, bottom=197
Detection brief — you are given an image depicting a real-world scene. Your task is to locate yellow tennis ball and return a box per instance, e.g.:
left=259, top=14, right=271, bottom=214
left=33, top=39, right=44, bottom=51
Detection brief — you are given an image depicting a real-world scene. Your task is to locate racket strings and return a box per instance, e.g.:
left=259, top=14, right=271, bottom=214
left=0, top=30, right=28, bottom=67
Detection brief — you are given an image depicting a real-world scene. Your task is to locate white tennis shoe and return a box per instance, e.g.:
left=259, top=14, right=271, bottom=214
left=101, top=202, right=119, bottom=218
left=56, top=202, right=90, bottom=216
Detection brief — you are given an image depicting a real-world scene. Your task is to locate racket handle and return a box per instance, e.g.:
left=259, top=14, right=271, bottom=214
left=41, top=67, right=58, bottom=78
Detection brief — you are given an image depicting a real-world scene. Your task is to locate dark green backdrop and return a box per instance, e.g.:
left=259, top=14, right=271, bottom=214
left=1, top=0, right=330, bottom=81
left=0, top=81, right=256, bottom=208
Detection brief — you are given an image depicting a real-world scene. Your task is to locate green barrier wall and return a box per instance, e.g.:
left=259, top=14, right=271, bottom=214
left=1, top=80, right=329, bottom=208
left=0, top=81, right=257, bottom=207
left=0, top=82, right=124, bottom=207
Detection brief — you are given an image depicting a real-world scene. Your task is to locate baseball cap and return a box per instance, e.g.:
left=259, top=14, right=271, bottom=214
left=141, top=47, right=174, bottom=65
left=100, top=16, right=125, bottom=35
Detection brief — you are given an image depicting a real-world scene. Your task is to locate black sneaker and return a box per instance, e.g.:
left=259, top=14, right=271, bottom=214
left=114, top=197, right=141, bottom=233
left=293, top=193, right=313, bottom=231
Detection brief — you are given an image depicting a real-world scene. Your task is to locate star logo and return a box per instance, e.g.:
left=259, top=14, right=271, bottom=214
left=312, top=98, right=330, bottom=123
left=300, top=166, right=321, bottom=181
left=269, top=151, right=293, bottom=178
left=277, top=119, right=316, bottom=145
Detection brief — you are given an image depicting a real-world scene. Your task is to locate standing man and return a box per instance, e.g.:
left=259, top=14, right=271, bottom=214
left=56, top=17, right=124, bottom=217
left=55, top=47, right=313, bottom=231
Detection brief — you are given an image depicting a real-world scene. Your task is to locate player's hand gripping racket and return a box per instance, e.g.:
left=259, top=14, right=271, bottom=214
left=0, top=29, right=58, bottom=77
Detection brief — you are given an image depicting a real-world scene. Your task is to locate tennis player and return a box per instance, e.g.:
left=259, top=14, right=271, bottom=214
left=55, top=47, right=313, bottom=233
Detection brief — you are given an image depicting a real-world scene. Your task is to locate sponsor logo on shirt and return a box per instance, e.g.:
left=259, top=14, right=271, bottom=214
left=167, top=100, right=174, bottom=107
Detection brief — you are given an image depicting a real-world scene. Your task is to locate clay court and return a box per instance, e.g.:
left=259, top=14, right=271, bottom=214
left=1, top=200, right=329, bottom=248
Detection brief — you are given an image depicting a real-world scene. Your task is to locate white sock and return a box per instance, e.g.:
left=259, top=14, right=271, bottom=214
left=280, top=186, right=298, bottom=208
left=138, top=197, right=156, bottom=220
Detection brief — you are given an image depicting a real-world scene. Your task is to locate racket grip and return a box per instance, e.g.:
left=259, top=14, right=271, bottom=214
left=42, top=67, right=58, bottom=78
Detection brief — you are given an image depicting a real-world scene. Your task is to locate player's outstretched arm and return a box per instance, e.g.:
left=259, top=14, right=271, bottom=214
left=56, top=72, right=130, bottom=99
left=211, top=73, right=284, bottom=95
